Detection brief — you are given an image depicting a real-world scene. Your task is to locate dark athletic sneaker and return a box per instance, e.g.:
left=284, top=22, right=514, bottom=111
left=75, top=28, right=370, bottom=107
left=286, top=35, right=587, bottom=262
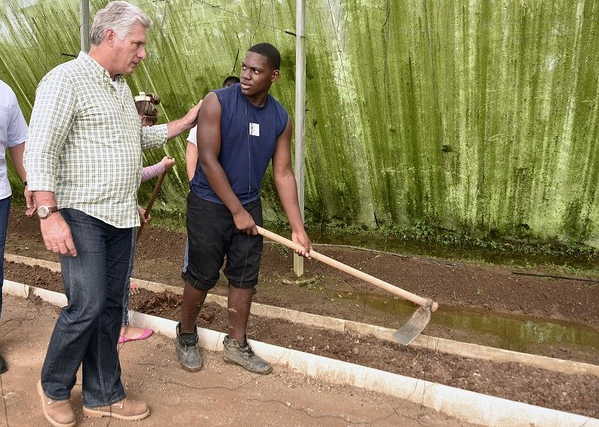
left=175, top=323, right=203, bottom=371
left=0, top=354, right=6, bottom=374
left=223, top=335, right=272, bottom=375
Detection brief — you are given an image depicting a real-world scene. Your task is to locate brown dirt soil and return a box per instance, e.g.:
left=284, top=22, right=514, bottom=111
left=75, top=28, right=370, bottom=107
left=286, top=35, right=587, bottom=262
left=2, top=294, right=467, bottom=427
left=4, top=262, right=599, bottom=419
left=7, top=215, right=599, bottom=365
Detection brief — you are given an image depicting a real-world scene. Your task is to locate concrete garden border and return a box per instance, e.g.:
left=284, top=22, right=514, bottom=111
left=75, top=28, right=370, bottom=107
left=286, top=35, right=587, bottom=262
left=6, top=253, right=599, bottom=378
left=3, top=279, right=598, bottom=427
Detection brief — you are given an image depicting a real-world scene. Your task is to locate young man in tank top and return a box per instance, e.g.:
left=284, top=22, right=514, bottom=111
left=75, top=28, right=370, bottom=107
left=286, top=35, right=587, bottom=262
left=177, top=43, right=311, bottom=374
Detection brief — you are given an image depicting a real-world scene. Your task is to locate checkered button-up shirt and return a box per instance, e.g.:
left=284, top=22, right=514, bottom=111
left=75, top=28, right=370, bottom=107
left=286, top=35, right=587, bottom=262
left=25, top=52, right=167, bottom=228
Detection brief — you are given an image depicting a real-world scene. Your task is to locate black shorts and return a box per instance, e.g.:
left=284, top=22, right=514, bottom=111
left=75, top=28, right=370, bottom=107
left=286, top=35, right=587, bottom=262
left=182, top=192, right=263, bottom=291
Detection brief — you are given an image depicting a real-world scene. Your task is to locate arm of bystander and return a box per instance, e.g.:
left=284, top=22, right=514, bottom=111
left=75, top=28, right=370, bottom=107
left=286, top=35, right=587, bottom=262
left=140, top=156, right=175, bottom=183
left=185, top=126, right=198, bottom=181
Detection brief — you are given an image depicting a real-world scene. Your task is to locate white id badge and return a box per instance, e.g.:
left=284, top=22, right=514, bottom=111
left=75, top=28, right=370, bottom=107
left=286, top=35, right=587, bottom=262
left=249, top=122, right=260, bottom=136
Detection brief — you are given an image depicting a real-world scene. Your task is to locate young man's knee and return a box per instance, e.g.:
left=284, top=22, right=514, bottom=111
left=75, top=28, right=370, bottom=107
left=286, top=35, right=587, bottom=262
left=182, top=272, right=217, bottom=292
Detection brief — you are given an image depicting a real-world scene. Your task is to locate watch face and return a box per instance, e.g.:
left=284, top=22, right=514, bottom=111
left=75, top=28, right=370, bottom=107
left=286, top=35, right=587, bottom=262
left=38, top=206, right=49, bottom=218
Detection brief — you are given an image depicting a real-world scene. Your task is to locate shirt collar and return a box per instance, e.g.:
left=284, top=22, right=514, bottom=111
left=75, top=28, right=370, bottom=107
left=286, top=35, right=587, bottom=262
left=77, top=51, right=123, bottom=85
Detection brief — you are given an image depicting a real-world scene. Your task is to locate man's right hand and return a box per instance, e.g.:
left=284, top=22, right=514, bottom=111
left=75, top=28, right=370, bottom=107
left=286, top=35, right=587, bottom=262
left=40, top=212, right=77, bottom=256
left=233, top=208, right=257, bottom=235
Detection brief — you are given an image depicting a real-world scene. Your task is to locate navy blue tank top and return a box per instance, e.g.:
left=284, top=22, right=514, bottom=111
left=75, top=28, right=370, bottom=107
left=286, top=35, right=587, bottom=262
left=191, top=83, right=289, bottom=204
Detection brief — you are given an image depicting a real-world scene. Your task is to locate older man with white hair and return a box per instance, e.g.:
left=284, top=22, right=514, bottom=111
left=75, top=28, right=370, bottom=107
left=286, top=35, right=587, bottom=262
left=25, top=2, right=200, bottom=425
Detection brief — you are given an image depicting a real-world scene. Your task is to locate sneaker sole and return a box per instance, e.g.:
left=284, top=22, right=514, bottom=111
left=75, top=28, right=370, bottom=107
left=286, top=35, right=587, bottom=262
left=37, top=381, right=76, bottom=427
left=223, top=356, right=273, bottom=375
left=178, top=361, right=203, bottom=372
left=82, top=406, right=150, bottom=421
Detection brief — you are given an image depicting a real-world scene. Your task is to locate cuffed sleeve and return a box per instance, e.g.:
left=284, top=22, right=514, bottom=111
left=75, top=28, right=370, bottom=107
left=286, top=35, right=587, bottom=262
left=140, top=123, right=167, bottom=150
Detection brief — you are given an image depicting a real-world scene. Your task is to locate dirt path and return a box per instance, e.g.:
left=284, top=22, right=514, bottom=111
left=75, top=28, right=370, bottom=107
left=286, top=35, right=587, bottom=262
left=4, top=263, right=599, bottom=419
left=7, top=215, right=599, bottom=360
left=0, top=295, right=470, bottom=426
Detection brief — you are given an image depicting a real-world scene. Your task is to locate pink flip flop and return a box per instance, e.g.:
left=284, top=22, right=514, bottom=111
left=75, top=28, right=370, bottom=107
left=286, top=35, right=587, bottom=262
left=118, top=328, right=154, bottom=344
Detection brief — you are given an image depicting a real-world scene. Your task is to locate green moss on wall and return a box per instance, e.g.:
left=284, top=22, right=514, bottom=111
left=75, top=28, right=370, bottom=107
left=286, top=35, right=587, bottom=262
left=1, top=0, right=598, bottom=247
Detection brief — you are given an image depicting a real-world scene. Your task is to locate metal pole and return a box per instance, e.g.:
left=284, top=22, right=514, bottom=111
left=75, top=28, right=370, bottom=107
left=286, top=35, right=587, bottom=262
left=293, top=0, right=306, bottom=277
left=80, top=0, right=90, bottom=53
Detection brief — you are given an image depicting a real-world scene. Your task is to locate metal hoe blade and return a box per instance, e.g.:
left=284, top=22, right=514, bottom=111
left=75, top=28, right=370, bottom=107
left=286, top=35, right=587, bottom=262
left=392, top=302, right=433, bottom=346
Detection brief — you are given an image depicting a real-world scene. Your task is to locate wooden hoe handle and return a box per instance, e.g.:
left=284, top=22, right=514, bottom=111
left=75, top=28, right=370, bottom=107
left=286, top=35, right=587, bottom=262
left=257, top=226, right=438, bottom=311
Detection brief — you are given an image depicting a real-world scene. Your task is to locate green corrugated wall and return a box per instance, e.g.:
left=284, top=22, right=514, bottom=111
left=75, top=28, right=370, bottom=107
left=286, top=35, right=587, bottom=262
left=1, top=0, right=598, bottom=246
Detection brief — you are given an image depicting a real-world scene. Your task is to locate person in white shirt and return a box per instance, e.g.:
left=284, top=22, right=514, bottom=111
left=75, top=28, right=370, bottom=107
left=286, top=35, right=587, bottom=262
left=0, top=79, right=29, bottom=375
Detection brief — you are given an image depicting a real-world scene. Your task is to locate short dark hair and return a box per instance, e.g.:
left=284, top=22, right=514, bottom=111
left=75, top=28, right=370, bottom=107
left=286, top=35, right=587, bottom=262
left=222, top=75, right=240, bottom=87
left=248, top=43, right=281, bottom=70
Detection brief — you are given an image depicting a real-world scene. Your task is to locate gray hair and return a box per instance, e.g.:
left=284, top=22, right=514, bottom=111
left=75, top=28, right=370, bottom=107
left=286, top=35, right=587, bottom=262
left=90, top=1, right=151, bottom=45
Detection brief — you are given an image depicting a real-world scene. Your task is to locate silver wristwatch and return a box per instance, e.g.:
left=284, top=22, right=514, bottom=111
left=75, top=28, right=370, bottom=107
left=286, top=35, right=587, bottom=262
left=37, top=205, right=58, bottom=219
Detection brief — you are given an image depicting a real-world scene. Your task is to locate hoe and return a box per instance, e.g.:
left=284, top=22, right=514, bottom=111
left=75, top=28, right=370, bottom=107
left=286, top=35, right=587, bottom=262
left=258, top=226, right=439, bottom=345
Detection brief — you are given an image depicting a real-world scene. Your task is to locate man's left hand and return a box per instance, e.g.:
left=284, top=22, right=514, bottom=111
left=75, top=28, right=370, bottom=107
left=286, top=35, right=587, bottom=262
left=182, top=100, right=203, bottom=130
left=291, top=229, right=312, bottom=258
left=167, top=100, right=203, bottom=139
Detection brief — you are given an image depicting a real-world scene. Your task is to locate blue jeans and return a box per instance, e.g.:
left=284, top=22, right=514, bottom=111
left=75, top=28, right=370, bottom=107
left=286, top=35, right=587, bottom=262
left=41, top=209, right=133, bottom=407
left=0, top=196, right=10, bottom=319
